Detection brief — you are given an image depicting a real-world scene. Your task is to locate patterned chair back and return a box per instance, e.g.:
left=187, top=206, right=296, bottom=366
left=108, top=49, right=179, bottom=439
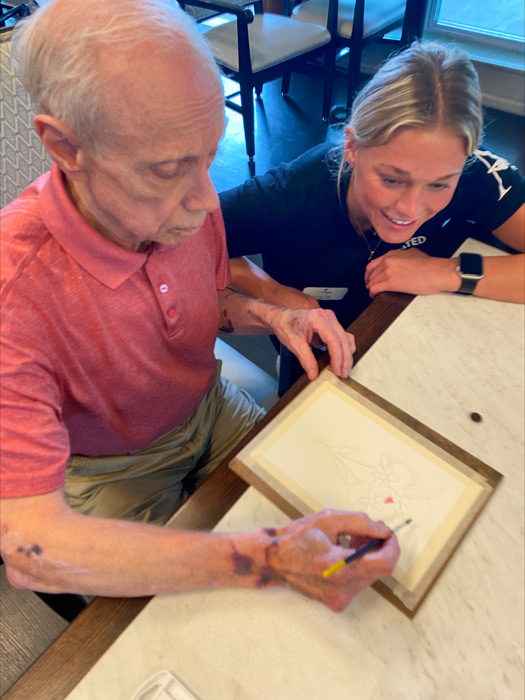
left=1, top=29, right=52, bottom=209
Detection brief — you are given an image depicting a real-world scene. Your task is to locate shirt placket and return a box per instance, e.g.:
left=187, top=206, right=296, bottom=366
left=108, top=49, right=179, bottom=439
left=146, top=255, right=181, bottom=337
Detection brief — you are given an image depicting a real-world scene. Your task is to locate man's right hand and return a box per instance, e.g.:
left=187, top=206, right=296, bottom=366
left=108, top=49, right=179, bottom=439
left=244, top=510, right=400, bottom=612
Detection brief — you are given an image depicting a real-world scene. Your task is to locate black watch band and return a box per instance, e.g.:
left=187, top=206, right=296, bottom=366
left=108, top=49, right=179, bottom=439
left=455, top=253, right=484, bottom=295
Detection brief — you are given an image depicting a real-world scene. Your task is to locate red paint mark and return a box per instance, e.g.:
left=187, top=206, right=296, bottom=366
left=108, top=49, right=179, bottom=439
left=384, top=496, right=394, bottom=504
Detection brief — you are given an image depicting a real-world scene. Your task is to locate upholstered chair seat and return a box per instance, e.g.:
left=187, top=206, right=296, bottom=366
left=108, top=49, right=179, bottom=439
left=292, top=0, right=405, bottom=39
left=203, top=13, right=330, bottom=72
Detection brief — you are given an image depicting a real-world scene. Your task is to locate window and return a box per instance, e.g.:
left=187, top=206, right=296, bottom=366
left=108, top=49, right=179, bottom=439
left=426, top=0, right=525, bottom=50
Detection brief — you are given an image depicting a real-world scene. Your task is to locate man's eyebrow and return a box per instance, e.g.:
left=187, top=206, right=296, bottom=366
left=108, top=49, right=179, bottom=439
left=377, top=164, right=463, bottom=180
left=149, top=158, right=182, bottom=167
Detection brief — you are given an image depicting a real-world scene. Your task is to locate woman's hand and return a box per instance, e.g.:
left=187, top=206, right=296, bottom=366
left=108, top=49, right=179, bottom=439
left=365, top=248, right=459, bottom=298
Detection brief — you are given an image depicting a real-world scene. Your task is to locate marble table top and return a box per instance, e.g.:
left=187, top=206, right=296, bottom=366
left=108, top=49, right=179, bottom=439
left=65, top=240, right=524, bottom=700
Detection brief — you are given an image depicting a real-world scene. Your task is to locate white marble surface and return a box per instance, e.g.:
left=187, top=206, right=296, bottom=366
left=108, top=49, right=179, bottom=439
left=66, top=240, right=524, bottom=700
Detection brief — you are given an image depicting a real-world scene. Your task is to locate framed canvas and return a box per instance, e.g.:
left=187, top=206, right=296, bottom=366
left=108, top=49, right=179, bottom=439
left=230, top=369, right=502, bottom=616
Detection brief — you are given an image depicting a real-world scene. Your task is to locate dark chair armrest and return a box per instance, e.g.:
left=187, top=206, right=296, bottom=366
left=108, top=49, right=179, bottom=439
left=180, top=0, right=255, bottom=23
left=0, top=3, right=30, bottom=29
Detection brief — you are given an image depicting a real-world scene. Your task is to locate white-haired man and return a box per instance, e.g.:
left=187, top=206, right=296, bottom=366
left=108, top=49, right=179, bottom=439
left=0, top=0, right=399, bottom=610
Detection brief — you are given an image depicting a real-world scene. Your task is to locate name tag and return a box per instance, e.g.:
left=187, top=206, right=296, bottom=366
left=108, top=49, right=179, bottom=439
left=302, top=286, right=348, bottom=301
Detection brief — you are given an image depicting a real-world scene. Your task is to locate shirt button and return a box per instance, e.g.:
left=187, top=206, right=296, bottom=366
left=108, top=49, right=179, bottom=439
left=167, top=308, right=177, bottom=318
left=159, top=283, right=169, bottom=293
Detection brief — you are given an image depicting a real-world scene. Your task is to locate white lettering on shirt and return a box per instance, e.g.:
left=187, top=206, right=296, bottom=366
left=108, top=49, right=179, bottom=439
left=402, top=235, right=427, bottom=249
left=474, top=149, right=512, bottom=201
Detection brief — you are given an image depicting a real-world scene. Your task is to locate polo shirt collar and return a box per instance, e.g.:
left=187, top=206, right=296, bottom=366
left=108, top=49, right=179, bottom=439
left=38, top=163, right=148, bottom=289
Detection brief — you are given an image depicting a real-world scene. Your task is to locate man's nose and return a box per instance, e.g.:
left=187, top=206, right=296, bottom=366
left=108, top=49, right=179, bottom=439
left=183, top=164, right=219, bottom=213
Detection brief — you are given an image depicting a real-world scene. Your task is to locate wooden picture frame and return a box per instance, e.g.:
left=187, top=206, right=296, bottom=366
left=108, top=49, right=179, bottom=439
left=230, top=369, right=502, bottom=616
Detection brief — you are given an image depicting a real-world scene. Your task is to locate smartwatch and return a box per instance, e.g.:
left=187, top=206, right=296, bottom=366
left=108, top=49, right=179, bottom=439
left=455, top=253, right=484, bottom=295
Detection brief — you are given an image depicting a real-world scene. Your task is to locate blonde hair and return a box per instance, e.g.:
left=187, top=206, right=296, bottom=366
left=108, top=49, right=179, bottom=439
left=336, top=41, right=483, bottom=199
left=11, top=0, right=219, bottom=153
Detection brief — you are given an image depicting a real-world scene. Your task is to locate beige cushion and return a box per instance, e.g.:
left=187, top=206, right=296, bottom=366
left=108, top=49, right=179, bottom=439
left=292, top=0, right=405, bottom=39
left=203, top=13, right=330, bottom=73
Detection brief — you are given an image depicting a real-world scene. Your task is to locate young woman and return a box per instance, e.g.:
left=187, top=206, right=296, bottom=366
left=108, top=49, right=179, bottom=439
left=220, top=42, right=524, bottom=389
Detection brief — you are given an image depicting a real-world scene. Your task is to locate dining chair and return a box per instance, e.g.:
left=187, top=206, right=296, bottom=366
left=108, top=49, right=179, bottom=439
left=2, top=30, right=89, bottom=624
left=0, top=3, right=30, bottom=29
left=290, top=0, right=409, bottom=119
left=178, top=0, right=334, bottom=160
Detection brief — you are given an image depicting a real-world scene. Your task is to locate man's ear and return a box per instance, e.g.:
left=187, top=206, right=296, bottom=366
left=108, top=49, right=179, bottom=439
left=34, top=115, right=87, bottom=181
left=344, top=126, right=358, bottom=168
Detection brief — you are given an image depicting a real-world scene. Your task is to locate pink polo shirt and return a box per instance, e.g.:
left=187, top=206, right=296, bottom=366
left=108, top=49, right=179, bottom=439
left=0, top=164, right=230, bottom=498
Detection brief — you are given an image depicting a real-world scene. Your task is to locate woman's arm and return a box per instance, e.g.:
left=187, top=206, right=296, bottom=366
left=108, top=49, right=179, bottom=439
left=492, top=204, right=525, bottom=252
left=229, top=257, right=320, bottom=310
left=365, top=205, right=525, bottom=303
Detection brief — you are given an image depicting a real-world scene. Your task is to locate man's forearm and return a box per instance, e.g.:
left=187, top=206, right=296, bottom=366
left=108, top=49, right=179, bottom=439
left=218, top=288, right=282, bottom=335
left=1, top=493, right=400, bottom=612
left=218, top=288, right=355, bottom=380
left=2, top=494, right=271, bottom=597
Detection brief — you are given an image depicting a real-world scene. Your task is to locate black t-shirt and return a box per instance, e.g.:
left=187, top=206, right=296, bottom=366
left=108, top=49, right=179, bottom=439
left=221, top=142, right=524, bottom=330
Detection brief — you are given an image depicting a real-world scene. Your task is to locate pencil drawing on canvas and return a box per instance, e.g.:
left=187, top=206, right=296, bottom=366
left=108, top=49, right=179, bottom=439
left=314, top=431, right=444, bottom=526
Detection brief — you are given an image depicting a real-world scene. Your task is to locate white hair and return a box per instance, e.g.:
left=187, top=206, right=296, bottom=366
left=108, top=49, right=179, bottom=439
left=11, top=0, right=220, bottom=151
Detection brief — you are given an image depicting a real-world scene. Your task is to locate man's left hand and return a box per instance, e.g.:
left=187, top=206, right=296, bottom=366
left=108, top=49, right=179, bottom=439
left=268, top=307, right=355, bottom=380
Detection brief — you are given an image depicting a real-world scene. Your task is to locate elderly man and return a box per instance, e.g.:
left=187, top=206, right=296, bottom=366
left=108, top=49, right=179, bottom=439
left=0, top=0, right=399, bottom=611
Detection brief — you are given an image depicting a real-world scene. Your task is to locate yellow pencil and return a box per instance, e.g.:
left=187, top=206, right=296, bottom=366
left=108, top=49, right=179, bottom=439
left=323, top=519, right=412, bottom=578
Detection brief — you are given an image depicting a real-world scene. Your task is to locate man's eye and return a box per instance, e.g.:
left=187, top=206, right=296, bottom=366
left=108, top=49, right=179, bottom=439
left=151, top=163, right=181, bottom=180
left=383, top=177, right=400, bottom=186
left=430, top=183, right=450, bottom=190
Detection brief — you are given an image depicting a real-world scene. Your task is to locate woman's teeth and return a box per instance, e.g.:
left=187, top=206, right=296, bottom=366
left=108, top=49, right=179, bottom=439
left=387, top=215, right=414, bottom=226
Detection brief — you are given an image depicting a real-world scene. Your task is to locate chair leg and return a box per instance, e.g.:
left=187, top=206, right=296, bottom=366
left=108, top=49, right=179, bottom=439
left=239, top=83, right=255, bottom=160
left=281, top=72, right=291, bottom=96
left=346, top=44, right=363, bottom=110
left=322, top=44, right=337, bottom=121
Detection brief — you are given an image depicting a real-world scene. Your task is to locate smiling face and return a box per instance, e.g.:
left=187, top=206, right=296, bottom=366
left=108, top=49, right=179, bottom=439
left=345, top=126, right=468, bottom=245
left=67, top=41, right=225, bottom=252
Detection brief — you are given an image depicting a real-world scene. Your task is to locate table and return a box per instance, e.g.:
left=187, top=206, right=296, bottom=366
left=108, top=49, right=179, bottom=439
left=4, top=240, right=524, bottom=700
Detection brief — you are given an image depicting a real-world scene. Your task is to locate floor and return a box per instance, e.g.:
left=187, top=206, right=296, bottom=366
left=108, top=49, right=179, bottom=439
left=0, top=565, right=68, bottom=694
left=1, top=64, right=523, bottom=696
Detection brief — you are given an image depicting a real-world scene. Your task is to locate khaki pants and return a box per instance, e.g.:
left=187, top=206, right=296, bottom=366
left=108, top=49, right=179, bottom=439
left=65, top=363, right=264, bottom=524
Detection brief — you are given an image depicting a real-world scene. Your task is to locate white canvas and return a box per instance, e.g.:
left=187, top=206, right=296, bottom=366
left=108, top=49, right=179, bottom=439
left=243, top=372, right=487, bottom=594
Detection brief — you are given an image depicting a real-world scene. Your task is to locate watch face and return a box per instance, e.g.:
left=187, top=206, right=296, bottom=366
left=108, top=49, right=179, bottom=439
left=460, top=253, right=483, bottom=277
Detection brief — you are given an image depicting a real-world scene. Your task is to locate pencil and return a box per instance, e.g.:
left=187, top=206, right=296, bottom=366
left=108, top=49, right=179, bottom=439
left=323, top=518, right=412, bottom=578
